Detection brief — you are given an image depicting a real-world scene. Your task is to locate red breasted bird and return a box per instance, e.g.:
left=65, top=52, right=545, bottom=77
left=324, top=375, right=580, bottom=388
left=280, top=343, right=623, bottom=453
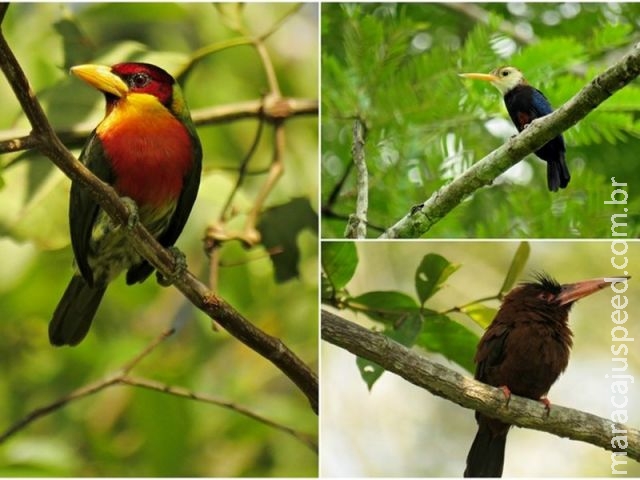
left=49, top=63, right=202, bottom=346
left=460, top=67, right=570, bottom=192
left=464, top=273, right=627, bottom=477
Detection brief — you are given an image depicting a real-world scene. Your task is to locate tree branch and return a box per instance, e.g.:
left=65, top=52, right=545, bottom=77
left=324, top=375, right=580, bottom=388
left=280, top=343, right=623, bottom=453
left=0, top=15, right=317, bottom=413
left=321, top=309, right=640, bottom=460
left=380, top=41, right=640, bottom=238
left=0, top=328, right=316, bottom=451
left=345, top=118, right=368, bottom=238
left=120, top=375, right=318, bottom=453
left=0, top=97, right=318, bottom=155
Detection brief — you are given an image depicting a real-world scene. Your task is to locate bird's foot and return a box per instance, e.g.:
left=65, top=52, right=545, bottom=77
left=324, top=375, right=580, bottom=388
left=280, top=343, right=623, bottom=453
left=499, top=385, right=512, bottom=407
left=539, top=396, right=552, bottom=417
left=120, top=196, right=139, bottom=229
left=410, top=203, right=424, bottom=216
left=156, top=246, right=187, bottom=287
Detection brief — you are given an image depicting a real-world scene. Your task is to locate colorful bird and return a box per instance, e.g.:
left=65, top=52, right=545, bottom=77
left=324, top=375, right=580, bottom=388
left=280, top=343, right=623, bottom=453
left=464, top=273, right=625, bottom=477
left=49, top=63, right=202, bottom=346
left=460, top=67, right=570, bottom=192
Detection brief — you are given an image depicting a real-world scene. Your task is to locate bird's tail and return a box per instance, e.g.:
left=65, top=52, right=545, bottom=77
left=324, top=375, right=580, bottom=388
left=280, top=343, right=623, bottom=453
left=464, top=423, right=508, bottom=477
left=49, top=275, right=107, bottom=346
left=547, top=155, right=571, bottom=192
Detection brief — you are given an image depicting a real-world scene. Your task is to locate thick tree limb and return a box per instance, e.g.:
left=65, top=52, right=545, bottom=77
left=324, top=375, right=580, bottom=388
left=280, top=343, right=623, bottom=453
left=380, top=41, right=640, bottom=238
left=0, top=13, right=317, bottom=413
left=321, top=309, right=640, bottom=461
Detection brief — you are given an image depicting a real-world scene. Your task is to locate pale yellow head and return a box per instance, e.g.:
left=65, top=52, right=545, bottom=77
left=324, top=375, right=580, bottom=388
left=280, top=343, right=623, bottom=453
left=459, top=66, right=527, bottom=95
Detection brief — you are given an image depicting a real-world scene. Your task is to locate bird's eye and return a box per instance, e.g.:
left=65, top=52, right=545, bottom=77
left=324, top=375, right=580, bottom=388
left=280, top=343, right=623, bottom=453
left=130, top=72, right=150, bottom=89
left=538, top=291, right=555, bottom=302
left=501, top=70, right=509, bottom=77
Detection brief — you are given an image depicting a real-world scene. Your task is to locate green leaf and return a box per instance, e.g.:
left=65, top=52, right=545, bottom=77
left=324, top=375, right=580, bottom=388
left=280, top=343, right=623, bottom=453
left=351, top=290, right=419, bottom=324
left=499, top=241, right=530, bottom=294
left=416, top=312, right=479, bottom=373
left=256, top=197, right=318, bottom=283
left=53, top=16, right=94, bottom=69
left=460, top=303, right=497, bottom=329
left=321, top=241, right=358, bottom=290
left=414, top=253, right=460, bottom=305
left=357, top=311, right=422, bottom=390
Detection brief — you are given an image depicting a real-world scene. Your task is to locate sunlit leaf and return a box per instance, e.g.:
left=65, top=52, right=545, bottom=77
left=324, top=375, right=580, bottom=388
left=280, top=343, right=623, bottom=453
left=322, top=241, right=358, bottom=290
left=460, top=303, right=498, bottom=329
left=499, top=241, right=530, bottom=294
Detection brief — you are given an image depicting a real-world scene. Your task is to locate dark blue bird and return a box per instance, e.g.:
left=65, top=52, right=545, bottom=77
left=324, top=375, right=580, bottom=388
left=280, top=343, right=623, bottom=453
left=460, top=67, right=570, bottom=192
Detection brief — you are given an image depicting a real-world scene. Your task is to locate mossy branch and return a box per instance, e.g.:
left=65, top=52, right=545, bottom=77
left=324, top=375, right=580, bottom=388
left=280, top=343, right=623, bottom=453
left=322, top=309, right=639, bottom=461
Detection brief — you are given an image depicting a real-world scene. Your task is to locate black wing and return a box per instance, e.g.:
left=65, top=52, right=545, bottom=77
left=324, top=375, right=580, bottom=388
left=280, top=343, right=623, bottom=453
left=69, top=132, right=115, bottom=287
left=474, top=324, right=510, bottom=385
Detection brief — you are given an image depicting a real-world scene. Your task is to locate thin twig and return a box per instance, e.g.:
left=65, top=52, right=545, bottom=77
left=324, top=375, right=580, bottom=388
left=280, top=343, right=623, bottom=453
left=0, top=327, right=174, bottom=443
left=120, top=375, right=318, bottom=453
left=346, top=118, right=368, bottom=238
left=0, top=327, right=316, bottom=451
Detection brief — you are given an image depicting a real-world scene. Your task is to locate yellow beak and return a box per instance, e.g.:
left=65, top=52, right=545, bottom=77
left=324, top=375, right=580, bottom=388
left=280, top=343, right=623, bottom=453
left=458, top=72, right=500, bottom=83
left=71, top=64, right=128, bottom=98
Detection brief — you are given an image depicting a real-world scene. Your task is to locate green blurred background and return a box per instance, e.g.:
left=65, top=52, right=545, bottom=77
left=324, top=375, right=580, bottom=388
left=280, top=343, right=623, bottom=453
left=0, top=3, right=318, bottom=476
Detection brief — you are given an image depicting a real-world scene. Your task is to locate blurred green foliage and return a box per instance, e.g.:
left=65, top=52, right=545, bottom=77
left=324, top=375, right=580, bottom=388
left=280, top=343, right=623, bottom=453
left=0, top=3, right=317, bottom=476
left=322, top=241, right=531, bottom=388
left=322, top=3, right=640, bottom=238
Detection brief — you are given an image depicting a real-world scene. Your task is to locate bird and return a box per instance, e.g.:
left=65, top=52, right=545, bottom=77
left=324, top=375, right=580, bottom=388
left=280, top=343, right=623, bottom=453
left=464, top=273, right=624, bottom=477
left=49, top=63, right=202, bottom=346
left=459, top=66, right=570, bottom=192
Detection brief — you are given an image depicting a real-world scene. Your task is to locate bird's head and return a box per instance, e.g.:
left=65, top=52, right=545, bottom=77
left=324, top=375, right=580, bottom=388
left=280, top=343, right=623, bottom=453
left=71, top=62, right=190, bottom=119
left=504, top=272, right=629, bottom=324
left=459, top=66, right=526, bottom=95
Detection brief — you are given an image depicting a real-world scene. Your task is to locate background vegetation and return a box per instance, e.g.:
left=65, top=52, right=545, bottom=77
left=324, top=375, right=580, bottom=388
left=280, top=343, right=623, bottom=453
left=0, top=3, right=317, bottom=476
left=321, top=3, right=640, bottom=238
left=321, top=241, right=640, bottom=476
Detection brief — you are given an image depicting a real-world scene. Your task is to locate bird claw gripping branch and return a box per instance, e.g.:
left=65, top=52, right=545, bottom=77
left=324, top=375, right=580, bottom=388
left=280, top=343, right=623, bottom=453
left=121, top=196, right=140, bottom=229
left=155, top=246, right=187, bottom=287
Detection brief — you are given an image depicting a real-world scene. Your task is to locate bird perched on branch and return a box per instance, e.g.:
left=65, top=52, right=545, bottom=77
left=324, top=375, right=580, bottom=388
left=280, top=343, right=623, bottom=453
left=464, top=273, right=627, bottom=477
left=459, top=66, right=570, bottom=192
left=49, top=63, right=202, bottom=346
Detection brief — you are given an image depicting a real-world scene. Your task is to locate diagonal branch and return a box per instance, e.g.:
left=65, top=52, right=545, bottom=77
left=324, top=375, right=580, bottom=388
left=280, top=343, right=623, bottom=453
left=0, top=12, right=317, bottom=413
left=321, top=309, right=640, bottom=461
left=380, top=41, right=640, bottom=238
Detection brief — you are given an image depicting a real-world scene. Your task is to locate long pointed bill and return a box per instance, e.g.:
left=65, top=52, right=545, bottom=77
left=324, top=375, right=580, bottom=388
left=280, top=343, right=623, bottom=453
left=71, top=64, right=129, bottom=98
left=458, top=72, right=500, bottom=83
left=558, top=276, right=630, bottom=306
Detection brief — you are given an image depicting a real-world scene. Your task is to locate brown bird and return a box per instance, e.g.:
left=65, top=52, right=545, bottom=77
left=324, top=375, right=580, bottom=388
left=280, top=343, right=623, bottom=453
left=464, top=273, right=626, bottom=477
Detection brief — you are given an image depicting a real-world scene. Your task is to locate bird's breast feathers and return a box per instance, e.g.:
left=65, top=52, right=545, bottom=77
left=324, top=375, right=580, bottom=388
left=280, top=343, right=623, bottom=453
left=95, top=92, right=194, bottom=208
